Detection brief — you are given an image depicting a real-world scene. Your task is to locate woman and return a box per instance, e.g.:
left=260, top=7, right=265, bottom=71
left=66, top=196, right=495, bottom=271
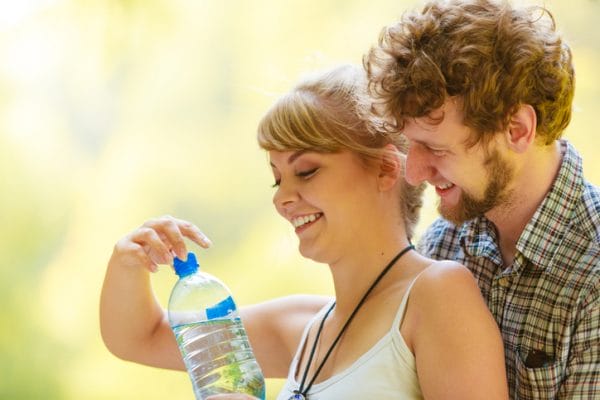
left=100, top=64, right=508, bottom=399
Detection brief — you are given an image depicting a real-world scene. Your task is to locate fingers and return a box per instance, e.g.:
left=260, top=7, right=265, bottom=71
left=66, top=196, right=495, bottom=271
left=141, top=218, right=187, bottom=260
left=137, top=226, right=173, bottom=265
left=114, top=215, right=212, bottom=273
left=142, top=215, right=211, bottom=256
left=170, top=216, right=213, bottom=249
left=112, top=237, right=159, bottom=272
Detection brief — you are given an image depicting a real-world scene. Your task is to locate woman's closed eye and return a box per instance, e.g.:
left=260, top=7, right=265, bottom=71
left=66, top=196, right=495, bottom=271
left=296, top=167, right=319, bottom=179
left=271, top=168, right=319, bottom=188
left=425, top=145, right=448, bottom=157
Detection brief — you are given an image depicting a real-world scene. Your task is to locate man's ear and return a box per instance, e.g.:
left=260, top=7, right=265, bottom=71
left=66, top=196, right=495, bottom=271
left=506, top=104, right=537, bottom=153
left=378, top=144, right=402, bottom=191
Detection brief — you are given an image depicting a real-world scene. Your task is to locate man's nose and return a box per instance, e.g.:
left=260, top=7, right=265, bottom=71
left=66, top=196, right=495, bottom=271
left=405, top=144, right=434, bottom=186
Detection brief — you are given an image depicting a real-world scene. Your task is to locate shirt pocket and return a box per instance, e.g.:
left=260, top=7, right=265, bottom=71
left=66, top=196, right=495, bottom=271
left=515, top=348, right=563, bottom=400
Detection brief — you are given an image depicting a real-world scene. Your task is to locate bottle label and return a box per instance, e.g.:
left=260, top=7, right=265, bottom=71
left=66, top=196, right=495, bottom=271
left=206, top=295, right=237, bottom=320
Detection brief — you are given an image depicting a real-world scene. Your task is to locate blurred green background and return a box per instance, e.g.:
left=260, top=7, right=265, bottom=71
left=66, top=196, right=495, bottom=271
left=0, top=0, right=598, bottom=399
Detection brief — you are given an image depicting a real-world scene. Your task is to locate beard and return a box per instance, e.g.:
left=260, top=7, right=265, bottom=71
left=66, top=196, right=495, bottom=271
left=439, top=149, right=514, bottom=225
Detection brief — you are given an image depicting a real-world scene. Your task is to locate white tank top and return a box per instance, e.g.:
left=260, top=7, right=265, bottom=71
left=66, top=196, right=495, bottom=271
left=276, top=275, right=424, bottom=400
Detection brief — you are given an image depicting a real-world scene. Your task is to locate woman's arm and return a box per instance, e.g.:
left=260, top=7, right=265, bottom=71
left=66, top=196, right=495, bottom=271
left=408, top=261, right=509, bottom=400
left=99, top=215, right=328, bottom=378
left=241, top=294, right=331, bottom=378
left=99, top=215, right=210, bottom=369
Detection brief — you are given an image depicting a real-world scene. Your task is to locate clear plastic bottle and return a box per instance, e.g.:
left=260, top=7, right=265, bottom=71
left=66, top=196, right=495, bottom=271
left=168, top=252, right=265, bottom=400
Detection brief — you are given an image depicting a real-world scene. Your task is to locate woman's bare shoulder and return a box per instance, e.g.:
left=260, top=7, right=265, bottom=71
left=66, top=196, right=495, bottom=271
left=408, top=259, right=487, bottom=319
left=413, top=260, right=478, bottom=295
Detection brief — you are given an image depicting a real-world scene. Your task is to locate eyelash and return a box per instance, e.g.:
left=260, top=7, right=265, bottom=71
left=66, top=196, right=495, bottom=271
left=271, top=168, right=319, bottom=188
left=297, top=168, right=318, bottom=178
left=430, top=148, right=447, bottom=157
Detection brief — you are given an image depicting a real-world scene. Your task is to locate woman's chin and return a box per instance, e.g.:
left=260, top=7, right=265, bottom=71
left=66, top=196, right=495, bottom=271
left=298, top=244, right=326, bottom=264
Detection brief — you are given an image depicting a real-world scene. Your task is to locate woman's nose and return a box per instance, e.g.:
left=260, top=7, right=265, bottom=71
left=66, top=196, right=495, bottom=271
left=272, top=179, right=299, bottom=214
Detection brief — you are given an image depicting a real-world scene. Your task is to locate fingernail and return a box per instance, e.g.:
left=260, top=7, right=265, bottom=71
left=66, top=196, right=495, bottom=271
left=192, top=227, right=212, bottom=247
left=201, top=234, right=212, bottom=247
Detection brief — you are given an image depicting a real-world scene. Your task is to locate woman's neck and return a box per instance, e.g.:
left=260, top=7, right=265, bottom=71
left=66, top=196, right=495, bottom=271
left=328, top=236, right=412, bottom=315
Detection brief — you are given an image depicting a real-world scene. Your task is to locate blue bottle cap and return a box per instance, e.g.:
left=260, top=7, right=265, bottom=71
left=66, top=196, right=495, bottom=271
left=173, top=252, right=199, bottom=278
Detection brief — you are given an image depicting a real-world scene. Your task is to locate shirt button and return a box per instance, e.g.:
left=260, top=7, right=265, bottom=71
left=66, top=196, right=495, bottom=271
left=498, top=277, right=510, bottom=288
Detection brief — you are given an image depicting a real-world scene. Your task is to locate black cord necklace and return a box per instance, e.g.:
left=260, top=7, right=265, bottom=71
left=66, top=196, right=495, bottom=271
left=288, top=244, right=415, bottom=400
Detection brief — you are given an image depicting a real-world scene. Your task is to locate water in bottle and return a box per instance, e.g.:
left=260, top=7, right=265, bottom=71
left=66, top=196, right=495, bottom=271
left=168, top=252, right=265, bottom=400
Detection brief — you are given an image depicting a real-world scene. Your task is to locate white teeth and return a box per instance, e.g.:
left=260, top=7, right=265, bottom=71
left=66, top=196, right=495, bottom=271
left=292, top=213, right=320, bottom=228
left=437, top=183, right=454, bottom=190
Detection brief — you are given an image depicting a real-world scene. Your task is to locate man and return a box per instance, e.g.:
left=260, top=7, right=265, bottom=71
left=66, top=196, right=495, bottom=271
left=365, top=0, right=599, bottom=399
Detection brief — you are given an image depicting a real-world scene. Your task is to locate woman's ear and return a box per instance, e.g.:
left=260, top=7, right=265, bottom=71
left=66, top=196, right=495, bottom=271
left=377, top=144, right=402, bottom=191
left=506, top=104, right=537, bottom=153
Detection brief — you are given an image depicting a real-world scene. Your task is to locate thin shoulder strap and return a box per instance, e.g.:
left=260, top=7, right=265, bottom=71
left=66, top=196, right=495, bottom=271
left=289, top=300, right=336, bottom=381
left=392, top=268, right=429, bottom=329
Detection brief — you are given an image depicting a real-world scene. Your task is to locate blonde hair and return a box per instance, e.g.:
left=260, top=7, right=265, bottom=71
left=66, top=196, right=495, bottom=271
left=257, top=64, right=424, bottom=239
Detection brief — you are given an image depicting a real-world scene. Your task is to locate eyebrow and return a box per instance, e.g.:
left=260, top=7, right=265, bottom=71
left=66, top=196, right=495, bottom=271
left=269, top=150, right=309, bottom=167
left=288, top=150, right=308, bottom=163
left=412, top=139, right=445, bottom=149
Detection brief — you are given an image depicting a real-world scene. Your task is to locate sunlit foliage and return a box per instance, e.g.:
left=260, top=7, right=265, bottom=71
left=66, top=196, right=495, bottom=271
left=0, top=0, right=598, bottom=398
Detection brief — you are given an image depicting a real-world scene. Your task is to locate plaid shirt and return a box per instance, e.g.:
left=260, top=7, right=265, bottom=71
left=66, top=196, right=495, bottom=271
left=417, top=140, right=600, bottom=400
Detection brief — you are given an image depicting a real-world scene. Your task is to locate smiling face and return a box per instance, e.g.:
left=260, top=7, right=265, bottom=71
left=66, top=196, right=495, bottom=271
left=257, top=64, right=424, bottom=244
left=269, top=149, right=381, bottom=263
left=402, top=99, right=514, bottom=224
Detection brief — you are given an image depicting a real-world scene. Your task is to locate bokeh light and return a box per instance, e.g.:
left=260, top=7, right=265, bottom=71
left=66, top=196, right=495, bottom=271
left=0, top=0, right=598, bottom=398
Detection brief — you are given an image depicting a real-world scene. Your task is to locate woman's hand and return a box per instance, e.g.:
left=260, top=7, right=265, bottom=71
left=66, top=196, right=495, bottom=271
left=100, top=215, right=211, bottom=369
left=111, top=215, right=212, bottom=273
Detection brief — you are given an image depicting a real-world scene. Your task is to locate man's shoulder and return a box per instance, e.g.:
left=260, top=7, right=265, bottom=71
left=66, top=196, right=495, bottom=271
left=420, top=217, right=461, bottom=237
left=561, top=141, right=600, bottom=243
left=416, top=217, right=463, bottom=259
left=572, top=180, right=600, bottom=245
left=553, top=180, right=600, bottom=299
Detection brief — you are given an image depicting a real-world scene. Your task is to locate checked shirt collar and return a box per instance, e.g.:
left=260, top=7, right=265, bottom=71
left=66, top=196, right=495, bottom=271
left=457, top=140, right=581, bottom=273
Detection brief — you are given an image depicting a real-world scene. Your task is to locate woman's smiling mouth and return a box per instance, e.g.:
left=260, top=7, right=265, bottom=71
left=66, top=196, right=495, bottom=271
left=292, top=213, right=323, bottom=231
